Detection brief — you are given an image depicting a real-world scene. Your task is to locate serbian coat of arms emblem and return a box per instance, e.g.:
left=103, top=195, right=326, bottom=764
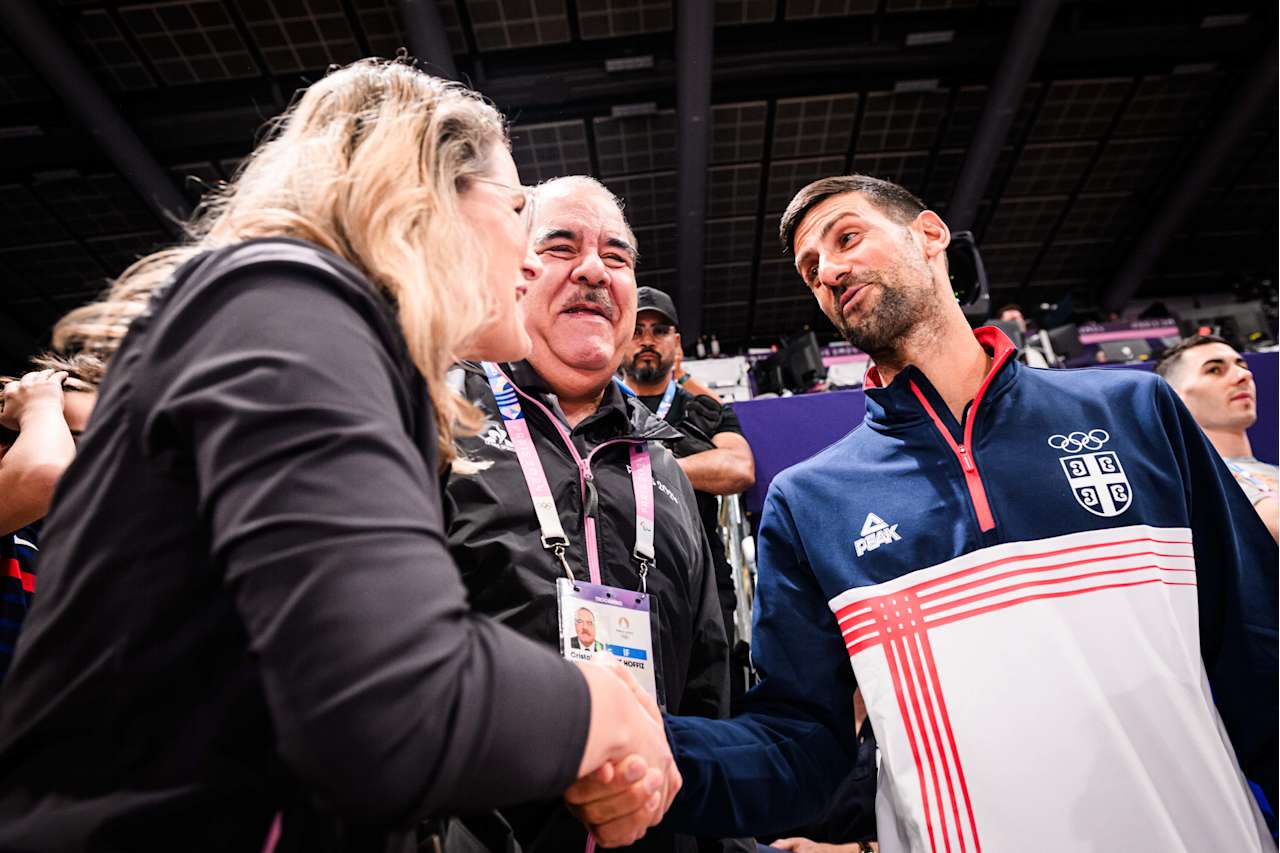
left=1049, top=429, right=1133, bottom=517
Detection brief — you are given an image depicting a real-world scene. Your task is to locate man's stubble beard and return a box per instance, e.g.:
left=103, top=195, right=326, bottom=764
left=624, top=351, right=674, bottom=384
left=834, top=254, right=943, bottom=364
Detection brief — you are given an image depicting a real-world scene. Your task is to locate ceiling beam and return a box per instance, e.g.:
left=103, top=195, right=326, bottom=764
left=741, top=99, right=778, bottom=347
left=674, top=0, right=713, bottom=344
left=1103, top=40, right=1277, bottom=313
left=1, top=0, right=189, bottom=235
left=0, top=20, right=1266, bottom=179
left=398, top=0, right=458, bottom=80
left=946, top=0, right=1061, bottom=231
left=1013, top=77, right=1140, bottom=305
left=477, top=20, right=1256, bottom=110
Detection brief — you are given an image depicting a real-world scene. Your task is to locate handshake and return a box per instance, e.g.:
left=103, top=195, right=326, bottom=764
left=569, top=659, right=683, bottom=848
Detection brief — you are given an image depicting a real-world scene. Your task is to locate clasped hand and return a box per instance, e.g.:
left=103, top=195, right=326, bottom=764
left=568, top=660, right=681, bottom=847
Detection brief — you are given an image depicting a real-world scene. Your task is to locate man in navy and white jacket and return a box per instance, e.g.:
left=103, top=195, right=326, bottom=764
left=568, top=175, right=1277, bottom=853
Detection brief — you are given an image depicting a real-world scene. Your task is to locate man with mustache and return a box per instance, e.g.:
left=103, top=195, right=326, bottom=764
left=569, top=174, right=1277, bottom=853
left=1156, top=334, right=1279, bottom=541
left=444, top=176, right=729, bottom=852
left=621, top=286, right=756, bottom=660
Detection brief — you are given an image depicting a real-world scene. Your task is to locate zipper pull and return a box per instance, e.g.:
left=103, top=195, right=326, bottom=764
left=957, top=444, right=975, bottom=473
left=584, top=473, right=599, bottom=517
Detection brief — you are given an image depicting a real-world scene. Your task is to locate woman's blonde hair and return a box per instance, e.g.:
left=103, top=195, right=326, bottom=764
left=54, top=58, right=509, bottom=464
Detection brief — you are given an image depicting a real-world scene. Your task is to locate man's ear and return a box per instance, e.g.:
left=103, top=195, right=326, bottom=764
left=914, top=210, right=951, bottom=262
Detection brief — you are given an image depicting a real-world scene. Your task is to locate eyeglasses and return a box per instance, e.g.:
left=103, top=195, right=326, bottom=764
left=465, top=174, right=535, bottom=227
left=573, top=618, right=594, bottom=626
left=633, top=323, right=675, bottom=341
left=466, top=176, right=532, bottom=208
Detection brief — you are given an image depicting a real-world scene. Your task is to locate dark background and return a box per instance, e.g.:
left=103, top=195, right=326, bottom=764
left=0, top=0, right=1275, bottom=374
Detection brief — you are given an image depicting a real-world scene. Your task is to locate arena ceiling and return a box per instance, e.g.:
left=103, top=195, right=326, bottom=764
left=0, top=0, right=1274, bottom=370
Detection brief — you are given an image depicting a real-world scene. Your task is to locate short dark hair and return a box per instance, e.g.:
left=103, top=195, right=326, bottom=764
left=997, top=303, right=1023, bottom=317
left=779, top=174, right=927, bottom=255
left=1154, top=333, right=1233, bottom=379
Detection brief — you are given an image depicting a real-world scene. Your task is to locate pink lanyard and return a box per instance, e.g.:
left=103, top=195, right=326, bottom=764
left=482, top=363, right=657, bottom=589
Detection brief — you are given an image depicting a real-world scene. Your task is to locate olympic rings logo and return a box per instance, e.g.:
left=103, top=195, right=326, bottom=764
left=1047, top=429, right=1110, bottom=453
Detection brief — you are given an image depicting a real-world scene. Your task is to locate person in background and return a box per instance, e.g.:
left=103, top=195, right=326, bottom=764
left=995, top=303, right=1052, bottom=368
left=0, top=60, right=673, bottom=852
left=1156, top=333, right=1278, bottom=542
left=996, top=303, right=1028, bottom=334
left=620, top=285, right=755, bottom=663
left=0, top=354, right=101, bottom=683
left=672, top=347, right=723, bottom=402
left=0, top=358, right=99, bottom=536
left=444, top=174, right=727, bottom=853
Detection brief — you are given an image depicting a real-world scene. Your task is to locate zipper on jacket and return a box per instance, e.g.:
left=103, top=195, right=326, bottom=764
left=504, top=378, right=643, bottom=585
left=583, top=471, right=599, bottom=517
left=580, top=466, right=602, bottom=583
left=909, top=383, right=996, bottom=533
left=903, top=337, right=1016, bottom=534
left=580, top=440, right=642, bottom=584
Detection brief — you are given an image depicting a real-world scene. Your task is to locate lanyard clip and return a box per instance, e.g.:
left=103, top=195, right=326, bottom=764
left=636, top=559, right=650, bottom=593
left=544, top=537, right=573, bottom=580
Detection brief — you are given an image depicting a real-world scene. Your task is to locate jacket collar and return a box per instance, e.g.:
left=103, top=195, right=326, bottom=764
left=863, top=326, right=1020, bottom=428
left=497, top=360, right=683, bottom=443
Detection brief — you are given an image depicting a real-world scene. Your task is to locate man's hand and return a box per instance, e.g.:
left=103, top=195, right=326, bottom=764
left=1, top=369, right=68, bottom=431
left=568, top=662, right=681, bottom=847
left=571, top=660, right=682, bottom=847
left=682, top=394, right=724, bottom=438
left=566, top=755, right=665, bottom=847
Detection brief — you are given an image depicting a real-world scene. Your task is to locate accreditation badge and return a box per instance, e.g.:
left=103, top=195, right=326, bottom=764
left=556, top=577, right=662, bottom=707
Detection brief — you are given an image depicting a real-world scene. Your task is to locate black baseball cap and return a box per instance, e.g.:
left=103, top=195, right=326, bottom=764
left=636, top=286, right=679, bottom=327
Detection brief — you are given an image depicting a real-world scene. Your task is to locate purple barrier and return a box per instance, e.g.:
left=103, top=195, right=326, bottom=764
left=734, top=352, right=1278, bottom=521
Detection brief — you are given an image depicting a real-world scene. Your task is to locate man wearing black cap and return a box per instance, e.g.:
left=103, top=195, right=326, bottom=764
left=621, top=286, right=756, bottom=661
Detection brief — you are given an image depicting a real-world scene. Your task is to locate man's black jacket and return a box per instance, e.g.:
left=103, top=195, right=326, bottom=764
left=445, top=361, right=730, bottom=853
left=635, top=384, right=745, bottom=646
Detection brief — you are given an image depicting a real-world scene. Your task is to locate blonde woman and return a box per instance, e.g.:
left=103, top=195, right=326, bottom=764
left=0, top=60, right=674, bottom=851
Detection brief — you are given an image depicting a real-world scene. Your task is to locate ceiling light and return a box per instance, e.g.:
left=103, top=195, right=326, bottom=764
left=893, top=79, right=940, bottom=93
left=1172, top=62, right=1217, bottom=75
left=605, top=55, right=655, bottom=72
left=1200, top=13, right=1249, bottom=28
left=32, top=168, right=79, bottom=182
left=905, top=30, right=954, bottom=46
left=0, top=125, right=44, bottom=139
left=610, top=102, right=658, bottom=117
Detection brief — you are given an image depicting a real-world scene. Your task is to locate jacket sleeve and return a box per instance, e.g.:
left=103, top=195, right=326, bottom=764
left=674, top=506, right=731, bottom=720
left=1154, top=378, right=1278, bottom=805
left=663, top=480, right=857, bottom=837
left=141, top=266, right=591, bottom=824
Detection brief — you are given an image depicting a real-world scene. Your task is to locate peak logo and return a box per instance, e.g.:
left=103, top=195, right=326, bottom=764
left=855, top=512, right=900, bottom=557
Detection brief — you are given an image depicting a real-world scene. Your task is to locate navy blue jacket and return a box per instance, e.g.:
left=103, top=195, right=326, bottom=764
left=666, top=328, right=1277, bottom=850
